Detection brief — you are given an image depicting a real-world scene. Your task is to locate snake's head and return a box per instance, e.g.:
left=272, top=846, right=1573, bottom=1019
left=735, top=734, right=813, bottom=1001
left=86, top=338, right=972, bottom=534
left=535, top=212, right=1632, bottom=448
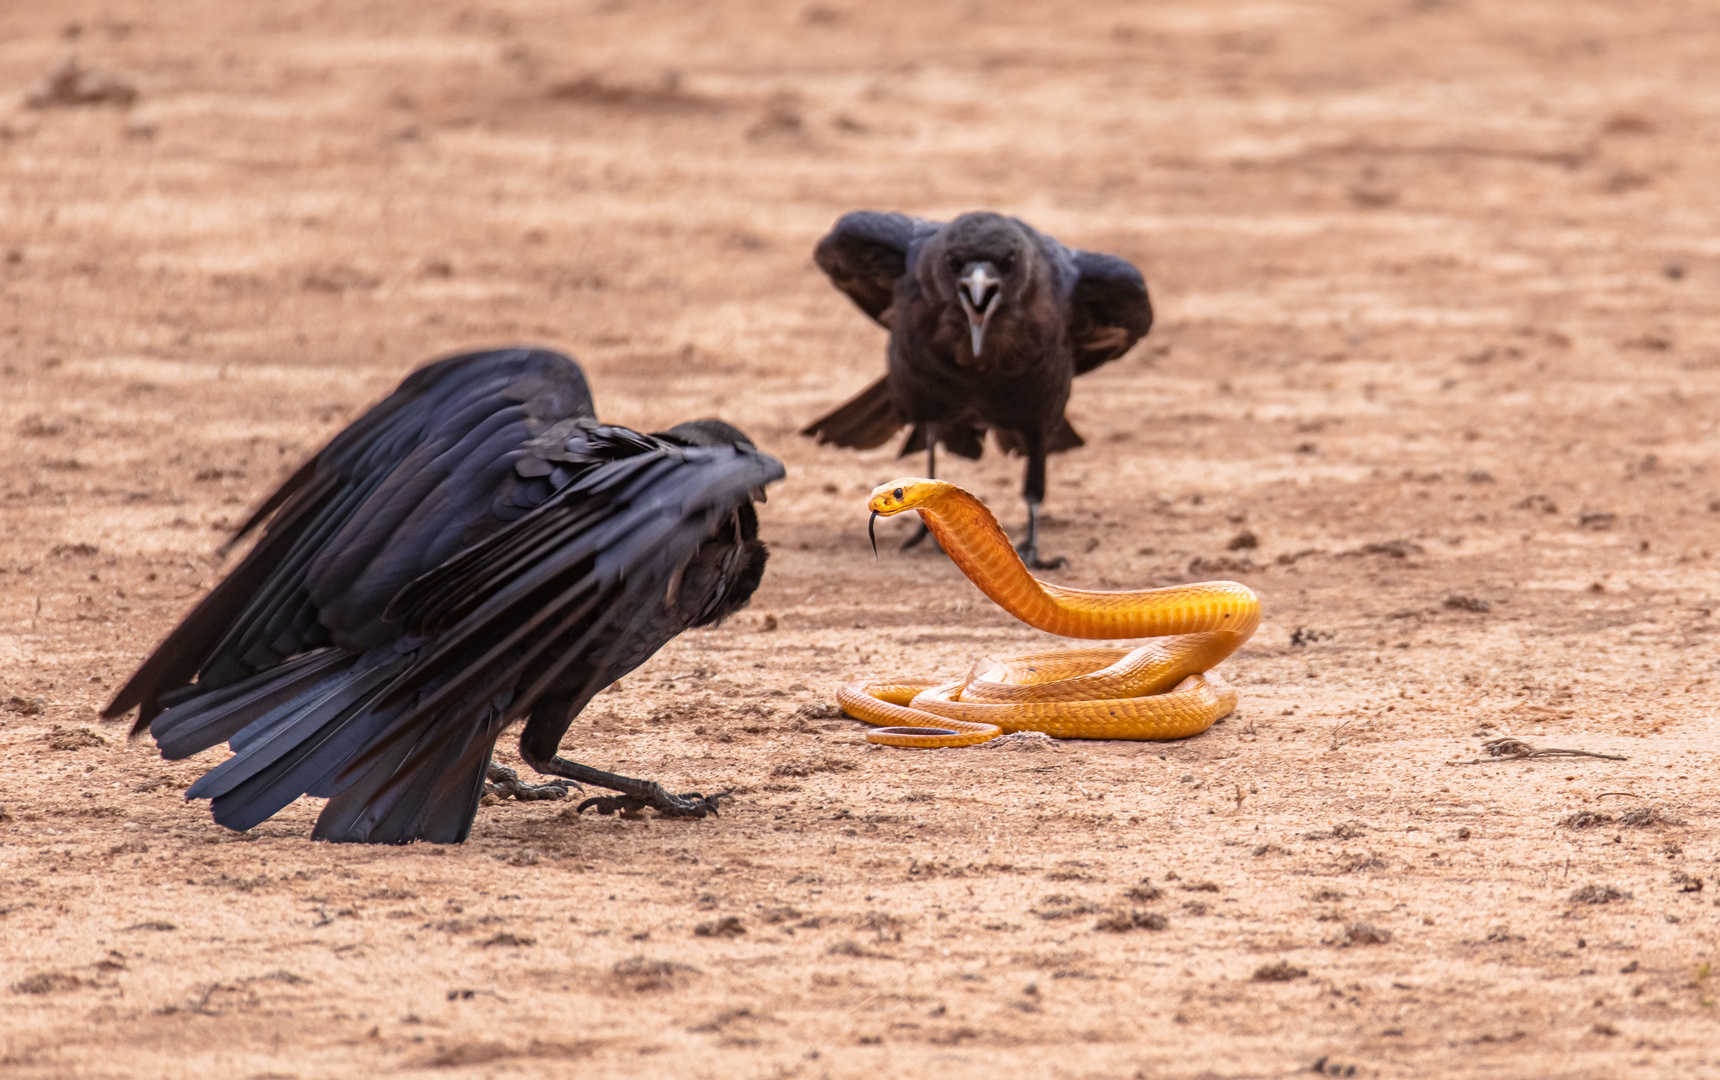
left=867, top=478, right=947, bottom=558
left=867, top=478, right=946, bottom=517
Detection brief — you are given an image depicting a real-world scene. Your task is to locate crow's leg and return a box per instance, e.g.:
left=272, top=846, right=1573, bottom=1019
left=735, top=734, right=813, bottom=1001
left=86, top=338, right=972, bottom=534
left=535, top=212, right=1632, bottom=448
left=484, top=762, right=573, bottom=802
left=522, top=753, right=725, bottom=818
left=1020, top=499, right=1068, bottom=571
left=901, top=424, right=937, bottom=551
left=517, top=697, right=722, bottom=817
left=1017, top=433, right=1067, bottom=570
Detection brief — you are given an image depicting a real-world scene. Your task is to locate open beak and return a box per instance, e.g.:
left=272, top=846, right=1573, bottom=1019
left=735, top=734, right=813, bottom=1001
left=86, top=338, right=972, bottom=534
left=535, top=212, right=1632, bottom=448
left=868, top=510, right=879, bottom=558
left=749, top=485, right=769, bottom=504
left=956, top=261, right=1002, bottom=356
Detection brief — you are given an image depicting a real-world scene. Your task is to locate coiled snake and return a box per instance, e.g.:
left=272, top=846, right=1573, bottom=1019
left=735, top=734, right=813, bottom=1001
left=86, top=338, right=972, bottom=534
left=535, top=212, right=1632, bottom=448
left=837, top=479, right=1260, bottom=748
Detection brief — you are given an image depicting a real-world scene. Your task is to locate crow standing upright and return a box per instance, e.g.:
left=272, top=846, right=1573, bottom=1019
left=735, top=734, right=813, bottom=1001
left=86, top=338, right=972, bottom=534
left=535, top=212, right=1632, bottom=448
left=104, top=347, right=784, bottom=843
left=802, top=211, right=1152, bottom=568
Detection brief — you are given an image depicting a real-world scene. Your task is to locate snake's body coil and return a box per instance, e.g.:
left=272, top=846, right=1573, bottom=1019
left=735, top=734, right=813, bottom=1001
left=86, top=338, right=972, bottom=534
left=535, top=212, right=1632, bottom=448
left=838, top=480, right=1260, bottom=748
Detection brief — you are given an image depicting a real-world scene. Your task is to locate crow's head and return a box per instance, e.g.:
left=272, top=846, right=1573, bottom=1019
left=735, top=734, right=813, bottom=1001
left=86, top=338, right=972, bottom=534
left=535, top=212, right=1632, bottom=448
left=653, top=418, right=777, bottom=623
left=656, top=418, right=773, bottom=507
left=657, top=418, right=756, bottom=449
left=923, top=212, right=1041, bottom=359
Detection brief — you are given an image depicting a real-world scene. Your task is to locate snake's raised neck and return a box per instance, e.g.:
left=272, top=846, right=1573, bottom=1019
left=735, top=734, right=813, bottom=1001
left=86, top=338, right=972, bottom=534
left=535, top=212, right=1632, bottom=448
left=869, top=479, right=1260, bottom=642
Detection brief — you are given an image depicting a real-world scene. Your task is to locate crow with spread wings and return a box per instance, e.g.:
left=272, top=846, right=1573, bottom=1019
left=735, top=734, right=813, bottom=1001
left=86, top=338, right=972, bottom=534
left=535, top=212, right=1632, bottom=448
left=803, top=210, right=1152, bottom=568
left=104, top=348, right=784, bottom=844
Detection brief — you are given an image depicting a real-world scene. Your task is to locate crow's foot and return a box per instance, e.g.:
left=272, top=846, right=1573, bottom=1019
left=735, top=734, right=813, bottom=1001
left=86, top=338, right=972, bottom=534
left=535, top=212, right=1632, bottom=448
left=1017, top=498, right=1064, bottom=570
left=578, top=787, right=728, bottom=819
left=523, top=754, right=728, bottom=819
left=1015, top=540, right=1067, bottom=571
left=484, top=763, right=574, bottom=802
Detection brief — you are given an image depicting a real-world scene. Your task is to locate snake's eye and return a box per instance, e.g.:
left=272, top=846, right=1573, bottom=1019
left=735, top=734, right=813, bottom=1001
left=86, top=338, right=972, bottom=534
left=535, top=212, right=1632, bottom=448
left=893, top=487, right=904, bottom=500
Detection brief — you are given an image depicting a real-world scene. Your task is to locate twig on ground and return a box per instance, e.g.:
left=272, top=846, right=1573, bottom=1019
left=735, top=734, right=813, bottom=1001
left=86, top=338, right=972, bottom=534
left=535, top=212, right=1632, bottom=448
left=1451, top=736, right=1625, bottom=764
left=192, top=983, right=223, bottom=1015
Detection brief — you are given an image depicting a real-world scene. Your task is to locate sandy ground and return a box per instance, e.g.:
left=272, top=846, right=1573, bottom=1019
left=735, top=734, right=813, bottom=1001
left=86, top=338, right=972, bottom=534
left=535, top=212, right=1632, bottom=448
left=1, top=1, right=1718, bottom=1077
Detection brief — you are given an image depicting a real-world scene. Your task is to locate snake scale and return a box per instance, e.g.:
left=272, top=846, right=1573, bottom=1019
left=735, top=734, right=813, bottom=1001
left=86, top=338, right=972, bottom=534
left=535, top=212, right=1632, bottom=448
left=836, top=479, right=1261, bottom=748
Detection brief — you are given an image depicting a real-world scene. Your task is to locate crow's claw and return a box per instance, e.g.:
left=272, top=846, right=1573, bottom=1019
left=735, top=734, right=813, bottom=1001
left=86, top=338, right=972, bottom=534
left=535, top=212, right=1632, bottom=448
left=577, top=788, right=728, bottom=818
left=1015, top=541, right=1067, bottom=571
left=690, top=790, right=730, bottom=817
left=484, top=763, right=574, bottom=802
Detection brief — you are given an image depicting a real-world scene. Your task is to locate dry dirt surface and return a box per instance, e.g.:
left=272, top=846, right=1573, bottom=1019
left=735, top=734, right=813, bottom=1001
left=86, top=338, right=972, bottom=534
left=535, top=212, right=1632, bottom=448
left=2, top=1, right=1718, bottom=1077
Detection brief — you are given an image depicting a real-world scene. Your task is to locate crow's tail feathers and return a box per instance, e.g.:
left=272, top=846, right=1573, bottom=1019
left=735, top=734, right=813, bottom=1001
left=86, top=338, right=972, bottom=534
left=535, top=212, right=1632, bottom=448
left=898, top=422, right=985, bottom=461
left=151, top=648, right=506, bottom=844
left=802, top=378, right=1082, bottom=462
left=312, top=680, right=511, bottom=845
left=800, top=376, right=900, bottom=450
left=1047, top=418, right=1086, bottom=454
left=179, top=654, right=412, bottom=836
left=993, top=417, right=1086, bottom=458
left=148, top=647, right=358, bottom=760
left=893, top=417, right=1085, bottom=462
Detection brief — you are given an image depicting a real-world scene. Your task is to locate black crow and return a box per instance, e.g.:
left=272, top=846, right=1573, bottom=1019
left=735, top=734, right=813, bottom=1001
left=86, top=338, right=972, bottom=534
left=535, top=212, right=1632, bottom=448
left=103, top=347, right=784, bottom=843
left=803, top=210, right=1152, bottom=567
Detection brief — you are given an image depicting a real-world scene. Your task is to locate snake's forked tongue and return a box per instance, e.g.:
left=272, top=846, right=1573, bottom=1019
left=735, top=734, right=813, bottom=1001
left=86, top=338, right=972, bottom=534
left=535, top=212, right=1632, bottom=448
left=868, top=510, right=879, bottom=558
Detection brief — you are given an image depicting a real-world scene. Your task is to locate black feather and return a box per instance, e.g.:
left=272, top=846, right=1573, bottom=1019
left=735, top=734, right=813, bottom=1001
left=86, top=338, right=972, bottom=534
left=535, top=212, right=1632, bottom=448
left=107, top=348, right=782, bottom=844
left=802, top=210, right=1152, bottom=565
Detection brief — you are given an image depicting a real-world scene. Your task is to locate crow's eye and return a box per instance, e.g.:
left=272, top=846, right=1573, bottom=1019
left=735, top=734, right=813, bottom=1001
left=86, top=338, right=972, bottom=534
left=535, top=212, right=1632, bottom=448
left=893, top=487, right=905, bottom=500
left=997, top=256, right=1014, bottom=273
left=946, top=255, right=962, bottom=272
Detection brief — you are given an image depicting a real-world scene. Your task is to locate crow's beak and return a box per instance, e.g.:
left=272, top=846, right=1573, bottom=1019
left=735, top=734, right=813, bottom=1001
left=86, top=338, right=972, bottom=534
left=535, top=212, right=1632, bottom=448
left=956, top=261, right=1002, bottom=356
left=868, top=510, right=879, bottom=559
left=749, top=485, right=769, bottom=504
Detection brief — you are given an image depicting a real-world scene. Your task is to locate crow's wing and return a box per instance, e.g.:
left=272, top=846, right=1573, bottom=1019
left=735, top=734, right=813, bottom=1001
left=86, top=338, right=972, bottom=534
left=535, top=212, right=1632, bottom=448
left=1067, top=251, right=1154, bottom=375
left=300, top=441, right=783, bottom=838
left=377, top=440, right=785, bottom=725
left=150, top=423, right=741, bottom=844
left=814, top=210, right=939, bottom=327
left=104, top=348, right=595, bottom=729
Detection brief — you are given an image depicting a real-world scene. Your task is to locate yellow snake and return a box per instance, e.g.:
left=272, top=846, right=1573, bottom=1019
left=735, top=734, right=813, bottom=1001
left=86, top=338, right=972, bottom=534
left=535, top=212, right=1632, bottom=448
left=836, top=479, right=1260, bottom=748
